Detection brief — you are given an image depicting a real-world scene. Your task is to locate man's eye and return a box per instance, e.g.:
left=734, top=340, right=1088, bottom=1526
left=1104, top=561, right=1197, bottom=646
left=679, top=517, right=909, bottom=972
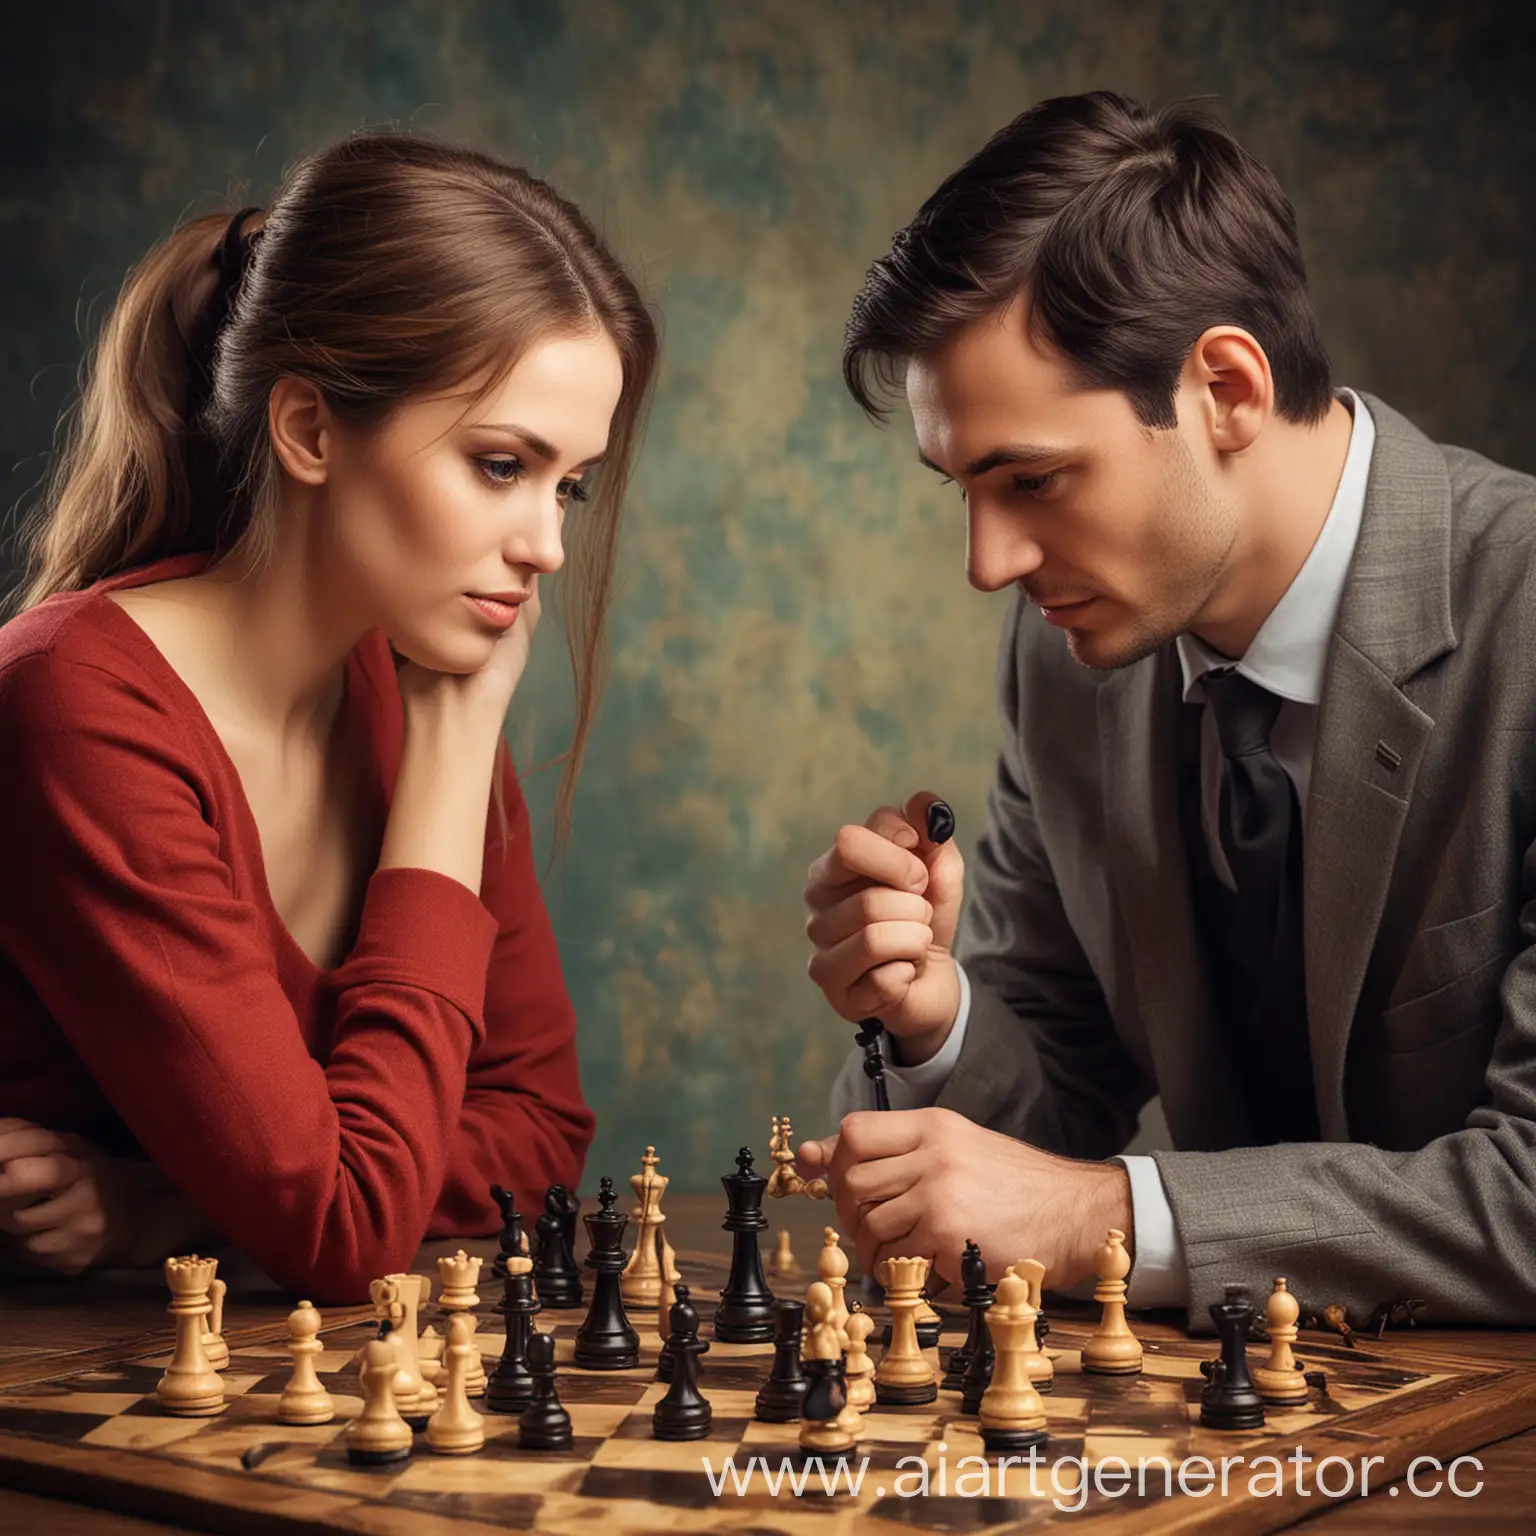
left=1014, top=471, right=1058, bottom=497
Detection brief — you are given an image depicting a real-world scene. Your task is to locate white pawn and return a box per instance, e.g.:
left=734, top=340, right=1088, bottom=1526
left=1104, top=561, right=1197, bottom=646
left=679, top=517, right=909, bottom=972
left=346, top=1337, right=412, bottom=1466
left=201, top=1274, right=229, bottom=1371
left=426, top=1314, right=486, bottom=1454
left=278, top=1300, right=335, bottom=1425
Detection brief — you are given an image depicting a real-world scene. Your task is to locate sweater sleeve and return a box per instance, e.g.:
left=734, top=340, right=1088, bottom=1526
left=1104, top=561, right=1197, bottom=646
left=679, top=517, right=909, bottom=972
left=0, top=651, right=496, bottom=1301
left=428, top=742, right=596, bottom=1235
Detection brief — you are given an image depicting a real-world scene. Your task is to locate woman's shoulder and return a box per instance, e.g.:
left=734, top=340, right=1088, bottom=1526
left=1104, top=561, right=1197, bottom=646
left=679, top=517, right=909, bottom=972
left=0, top=575, right=198, bottom=742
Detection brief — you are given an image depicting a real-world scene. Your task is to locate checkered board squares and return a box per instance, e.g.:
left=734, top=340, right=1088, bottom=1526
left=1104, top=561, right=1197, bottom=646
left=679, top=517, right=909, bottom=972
left=0, top=1256, right=1524, bottom=1536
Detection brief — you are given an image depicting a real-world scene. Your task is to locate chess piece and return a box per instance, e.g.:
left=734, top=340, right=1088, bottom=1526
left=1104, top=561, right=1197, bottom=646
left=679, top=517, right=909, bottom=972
left=853, top=1019, right=892, bottom=1110
left=574, top=1176, right=641, bottom=1368
left=621, top=1146, right=668, bottom=1307
left=1251, top=1277, right=1311, bottom=1406
left=371, top=1274, right=438, bottom=1426
left=874, top=1255, right=938, bottom=1405
left=346, top=1337, right=413, bottom=1465
left=754, top=1298, right=809, bottom=1422
left=518, top=1330, right=574, bottom=1451
left=914, top=1292, right=943, bottom=1350
left=653, top=1285, right=713, bottom=1440
left=817, top=1228, right=850, bottom=1349
left=436, top=1250, right=482, bottom=1310
left=799, top=1281, right=853, bottom=1454
left=532, top=1184, right=583, bottom=1309
left=959, top=1307, right=996, bottom=1415
left=944, top=1240, right=991, bottom=1390
left=656, top=1227, right=684, bottom=1383
left=714, top=1148, right=776, bottom=1342
left=427, top=1314, right=486, bottom=1454
left=436, top=1250, right=487, bottom=1397
left=1012, top=1258, right=1053, bottom=1379
left=277, top=1300, right=335, bottom=1425
left=486, top=1255, right=541, bottom=1412
left=418, top=1325, right=448, bottom=1390
left=768, top=1228, right=798, bottom=1275
left=156, top=1256, right=225, bottom=1416
left=490, top=1184, right=528, bottom=1281
left=1200, top=1285, right=1268, bottom=1430
left=1081, top=1229, right=1142, bottom=1375
left=978, top=1269, right=1050, bottom=1453
left=843, top=1304, right=876, bottom=1419
left=201, top=1273, right=229, bottom=1371
left=766, top=1115, right=829, bottom=1200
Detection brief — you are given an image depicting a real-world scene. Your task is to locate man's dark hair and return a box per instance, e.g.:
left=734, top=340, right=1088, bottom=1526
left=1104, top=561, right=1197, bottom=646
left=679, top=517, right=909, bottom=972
left=843, top=91, right=1333, bottom=430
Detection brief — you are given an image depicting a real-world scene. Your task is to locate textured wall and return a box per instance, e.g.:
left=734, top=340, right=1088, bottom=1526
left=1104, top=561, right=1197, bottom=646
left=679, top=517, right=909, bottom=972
left=2, top=1, right=1533, bottom=1189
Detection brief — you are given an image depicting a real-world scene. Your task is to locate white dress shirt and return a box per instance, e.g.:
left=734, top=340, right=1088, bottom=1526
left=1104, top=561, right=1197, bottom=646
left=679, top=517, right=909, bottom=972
left=829, top=389, right=1376, bottom=1308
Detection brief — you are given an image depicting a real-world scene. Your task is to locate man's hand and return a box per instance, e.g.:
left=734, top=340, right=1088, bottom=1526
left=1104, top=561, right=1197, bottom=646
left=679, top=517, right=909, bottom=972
left=804, top=790, right=965, bottom=1064
left=798, top=1108, right=1132, bottom=1291
left=0, top=1118, right=106, bottom=1275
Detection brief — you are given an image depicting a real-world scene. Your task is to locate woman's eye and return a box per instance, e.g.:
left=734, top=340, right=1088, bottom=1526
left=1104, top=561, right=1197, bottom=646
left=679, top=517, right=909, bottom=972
left=558, top=479, right=591, bottom=505
left=476, top=455, right=524, bottom=485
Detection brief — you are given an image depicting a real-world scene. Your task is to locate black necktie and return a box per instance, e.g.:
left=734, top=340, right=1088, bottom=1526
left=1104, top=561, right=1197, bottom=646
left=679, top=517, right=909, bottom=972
left=1200, top=668, right=1317, bottom=1141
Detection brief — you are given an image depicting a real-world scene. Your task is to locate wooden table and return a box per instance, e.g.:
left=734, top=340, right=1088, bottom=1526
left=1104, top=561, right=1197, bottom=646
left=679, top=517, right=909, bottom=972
left=1, top=1194, right=1532, bottom=1533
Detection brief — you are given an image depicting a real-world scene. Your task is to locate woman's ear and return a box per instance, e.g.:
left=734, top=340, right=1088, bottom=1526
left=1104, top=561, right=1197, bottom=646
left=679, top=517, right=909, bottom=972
left=267, top=376, right=332, bottom=486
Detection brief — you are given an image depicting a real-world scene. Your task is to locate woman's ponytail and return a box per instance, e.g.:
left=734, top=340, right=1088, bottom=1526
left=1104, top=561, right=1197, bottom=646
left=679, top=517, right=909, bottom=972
left=9, top=208, right=253, bottom=614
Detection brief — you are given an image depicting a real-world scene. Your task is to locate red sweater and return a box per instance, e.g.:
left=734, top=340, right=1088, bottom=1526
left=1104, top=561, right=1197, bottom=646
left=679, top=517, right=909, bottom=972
left=0, top=553, right=594, bottom=1299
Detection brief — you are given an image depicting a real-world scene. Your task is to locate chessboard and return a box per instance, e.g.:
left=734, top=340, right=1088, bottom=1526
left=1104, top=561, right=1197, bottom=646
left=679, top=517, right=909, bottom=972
left=0, top=1250, right=1533, bottom=1536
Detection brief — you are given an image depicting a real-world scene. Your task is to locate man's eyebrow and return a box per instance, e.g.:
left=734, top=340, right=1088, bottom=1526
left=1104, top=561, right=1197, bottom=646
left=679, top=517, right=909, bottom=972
left=918, top=443, right=1071, bottom=478
left=475, top=422, right=606, bottom=469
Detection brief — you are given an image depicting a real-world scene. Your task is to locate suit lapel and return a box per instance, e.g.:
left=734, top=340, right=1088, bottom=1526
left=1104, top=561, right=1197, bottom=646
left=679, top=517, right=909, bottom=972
left=1099, top=650, right=1250, bottom=1150
left=1303, top=391, right=1456, bottom=1136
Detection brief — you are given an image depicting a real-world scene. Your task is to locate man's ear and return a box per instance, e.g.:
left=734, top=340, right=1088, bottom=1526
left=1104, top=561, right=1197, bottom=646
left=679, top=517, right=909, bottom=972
left=267, top=376, right=332, bottom=486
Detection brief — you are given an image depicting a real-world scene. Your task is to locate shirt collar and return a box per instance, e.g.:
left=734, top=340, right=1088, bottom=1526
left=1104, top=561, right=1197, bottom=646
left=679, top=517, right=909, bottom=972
left=1176, top=387, right=1376, bottom=706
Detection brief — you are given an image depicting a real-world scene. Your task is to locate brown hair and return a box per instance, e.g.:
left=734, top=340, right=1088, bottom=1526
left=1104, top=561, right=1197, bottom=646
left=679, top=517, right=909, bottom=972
left=10, top=131, right=659, bottom=848
left=844, top=91, right=1332, bottom=429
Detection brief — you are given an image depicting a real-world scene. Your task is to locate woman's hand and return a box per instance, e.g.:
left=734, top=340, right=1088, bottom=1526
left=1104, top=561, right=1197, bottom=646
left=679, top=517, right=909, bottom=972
left=395, top=586, right=544, bottom=728
left=0, top=1118, right=106, bottom=1275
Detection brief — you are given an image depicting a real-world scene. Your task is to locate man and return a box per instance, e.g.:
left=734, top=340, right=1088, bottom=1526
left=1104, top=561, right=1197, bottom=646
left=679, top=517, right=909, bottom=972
left=798, top=90, right=1536, bottom=1328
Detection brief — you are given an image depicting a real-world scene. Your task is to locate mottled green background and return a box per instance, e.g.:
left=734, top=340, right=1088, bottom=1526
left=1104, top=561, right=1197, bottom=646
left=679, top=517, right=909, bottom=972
left=3, top=1, right=1533, bottom=1188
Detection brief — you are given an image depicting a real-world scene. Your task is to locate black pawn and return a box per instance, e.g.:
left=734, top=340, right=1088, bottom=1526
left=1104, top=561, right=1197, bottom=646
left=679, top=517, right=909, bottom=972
left=944, top=1240, right=992, bottom=1390
left=1199, top=1285, right=1267, bottom=1431
left=754, top=1298, right=809, bottom=1422
left=714, top=1148, right=776, bottom=1342
left=532, top=1184, right=584, bottom=1309
left=518, top=1330, right=573, bottom=1451
left=960, top=1309, right=996, bottom=1414
left=926, top=798, right=956, bottom=844
left=490, top=1184, right=526, bottom=1281
left=653, top=1285, right=713, bottom=1441
left=801, top=1351, right=849, bottom=1428
left=485, top=1259, right=541, bottom=1413
left=574, top=1176, right=641, bottom=1369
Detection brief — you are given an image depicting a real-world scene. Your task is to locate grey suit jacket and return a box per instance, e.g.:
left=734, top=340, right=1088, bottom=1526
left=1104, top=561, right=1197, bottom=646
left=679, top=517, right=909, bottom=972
left=935, top=390, right=1536, bottom=1328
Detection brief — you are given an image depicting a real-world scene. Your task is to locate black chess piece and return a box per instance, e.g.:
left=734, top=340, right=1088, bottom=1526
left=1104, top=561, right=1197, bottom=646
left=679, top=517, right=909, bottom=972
left=799, top=1350, right=849, bottom=1446
left=517, top=1330, right=573, bottom=1451
left=490, top=1184, right=526, bottom=1282
left=484, top=1254, right=541, bottom=1412
left=754, top=1298, right=809, bottom=1422
left=1199, top=1284, right=1267, bottom=1431
left=652, top=1284, right=714, bottom=1441
left=960, top=1307, right=996, bottom=1414
left=532, top=1184, right=584, bottom=1309
left=925, top=798, right=956, bottom=844
left=944, top=1240, right=992, bottom=1391
left=714, top=1148, right=776, bottom=1342
left=573, top=1176, right=641, bottom=1369
left=853, top=1020, right=893, bottom=1111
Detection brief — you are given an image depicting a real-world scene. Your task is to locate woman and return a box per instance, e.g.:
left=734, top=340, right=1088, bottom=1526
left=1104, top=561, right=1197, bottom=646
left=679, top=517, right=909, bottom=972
left=0, top=132, right=658, bottom=1299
